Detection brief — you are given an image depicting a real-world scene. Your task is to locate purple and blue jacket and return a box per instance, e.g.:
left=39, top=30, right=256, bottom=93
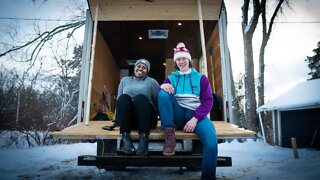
left=161, top=68, right=213, bottom=121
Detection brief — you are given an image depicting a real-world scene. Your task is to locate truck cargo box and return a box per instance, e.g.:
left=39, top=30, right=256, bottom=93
left=51, top=0, right=256, bottom=171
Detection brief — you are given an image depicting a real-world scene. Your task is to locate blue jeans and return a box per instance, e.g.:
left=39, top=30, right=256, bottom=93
left=158, top=90, right=218, bottom=180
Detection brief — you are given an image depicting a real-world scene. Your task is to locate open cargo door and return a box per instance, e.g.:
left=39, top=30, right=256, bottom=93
left=51, top=0, right=257, bottom=141
left=77, top=9, right=93, bottom=124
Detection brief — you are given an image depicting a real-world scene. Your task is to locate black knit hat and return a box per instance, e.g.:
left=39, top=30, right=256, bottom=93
left=134, top=59, right=151, bottom=72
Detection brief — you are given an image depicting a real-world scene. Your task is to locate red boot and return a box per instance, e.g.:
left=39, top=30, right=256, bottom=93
left=163, top=128, right=176, bottom=156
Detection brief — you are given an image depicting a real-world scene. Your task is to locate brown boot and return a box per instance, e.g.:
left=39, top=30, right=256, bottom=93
left=163, top=128, right=176, bottom=156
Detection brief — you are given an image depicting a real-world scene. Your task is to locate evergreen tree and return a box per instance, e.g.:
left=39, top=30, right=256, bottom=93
left=305, top=41, right=320, bottom=80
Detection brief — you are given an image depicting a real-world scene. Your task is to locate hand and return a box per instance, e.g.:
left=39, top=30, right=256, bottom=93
left=183, top=117, right=198, bottom=133
left=161, top=83, right=175, bottom=94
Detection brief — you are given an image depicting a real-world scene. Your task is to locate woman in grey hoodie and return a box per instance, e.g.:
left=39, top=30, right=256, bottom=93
left=116, top=59, right=159, bottom=156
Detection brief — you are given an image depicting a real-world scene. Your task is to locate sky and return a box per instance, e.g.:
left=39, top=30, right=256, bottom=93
left=224, top=0, right=320, bottom=102
left=0, top=0, right=86, bottom=43
left=0, top=0, right=86, bottom=75
left=0, top=138, right=319, bottom=179
left=0, top=0, right=319, bottom=103
left=0, top=0, right=85, bottom=21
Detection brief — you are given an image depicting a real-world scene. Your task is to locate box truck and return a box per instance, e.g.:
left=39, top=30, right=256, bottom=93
left=51, top=0, right=256, bottom=171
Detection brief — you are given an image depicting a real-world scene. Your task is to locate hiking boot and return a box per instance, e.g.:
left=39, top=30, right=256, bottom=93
left=163, top=128, right=176, bottom=156
left=121, top=132, right=136, bottom=155
left=136, top=133, right=149, bottom=156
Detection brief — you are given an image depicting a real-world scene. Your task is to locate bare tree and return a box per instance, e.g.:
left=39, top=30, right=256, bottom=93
left=258, top=0, right=290, bottom=108
left=0, top=1, right=86, bottom=147
left=0, top=0, right=86, bottom=71
left=241, top=0, right=261, bottom=131
left=0, top=43, right=81, bottom=147
left=234, top=73, right=245, bottom=128
left=0, top=68, right=20, bottom=129
left=48, top=45, right=82, bottom=129
left=241, top=0, right=290, bottom=131
left=0, top=20, right=84, bottom=66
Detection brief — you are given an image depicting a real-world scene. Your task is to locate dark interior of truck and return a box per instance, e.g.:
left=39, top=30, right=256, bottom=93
left=98, top=20, right=217, bottom=83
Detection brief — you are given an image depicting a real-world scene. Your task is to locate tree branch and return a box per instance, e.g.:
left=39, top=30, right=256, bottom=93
left=0, top=20, right=85, bottom=62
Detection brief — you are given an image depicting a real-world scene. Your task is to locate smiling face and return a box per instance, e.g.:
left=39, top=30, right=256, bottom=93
left=175, top=57, right=191, bottom=72
left=134, top=63, right=148, bottom=78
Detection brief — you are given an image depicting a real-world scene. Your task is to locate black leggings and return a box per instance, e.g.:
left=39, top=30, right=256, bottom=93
left=116, top=94, right=157, bottom=134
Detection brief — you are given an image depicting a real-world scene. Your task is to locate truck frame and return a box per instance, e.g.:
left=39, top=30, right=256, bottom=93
left=51, top=0, right=256, bottom=173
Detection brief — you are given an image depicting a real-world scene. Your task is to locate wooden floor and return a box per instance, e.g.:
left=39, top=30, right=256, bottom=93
left=50, top=121, right=256, bottom=140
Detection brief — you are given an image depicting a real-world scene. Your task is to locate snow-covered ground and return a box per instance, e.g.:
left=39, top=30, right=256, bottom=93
left=0, top=139, right=319, bottom=180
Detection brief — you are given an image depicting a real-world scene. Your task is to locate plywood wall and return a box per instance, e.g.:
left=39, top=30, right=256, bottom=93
left=89, top=0, right=222, bottom=21
left=90, top=30, right=120, bottom=116
left=165, top=59, right=175, bottom=77
left=206, top=23, right=224, bottom=120
left=206, top=24, right=222, bottom=96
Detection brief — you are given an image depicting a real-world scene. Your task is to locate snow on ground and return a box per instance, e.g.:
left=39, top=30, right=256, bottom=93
left=0, top=139, right=319, bottom=180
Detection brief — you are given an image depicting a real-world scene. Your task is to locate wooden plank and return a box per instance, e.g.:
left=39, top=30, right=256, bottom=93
left=91, top=30, right=120, bottom=114
left=88, top=0, right=222, bottom=21
left=50, top=121, right=256, bottom=140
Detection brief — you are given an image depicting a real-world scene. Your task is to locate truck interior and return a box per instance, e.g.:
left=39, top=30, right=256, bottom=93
left=99, top=20, right=216, bottom=83
left=85, top=0, right=225, bottom=115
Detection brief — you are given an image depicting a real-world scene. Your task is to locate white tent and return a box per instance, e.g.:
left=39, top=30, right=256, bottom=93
left=257, top=79, right=320, bottom=146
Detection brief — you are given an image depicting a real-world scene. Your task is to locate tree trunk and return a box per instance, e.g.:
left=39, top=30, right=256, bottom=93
left=243, top=35, right=258, bottom=131
left=241, top=0, right=261, bottom=131
left=258, top=0, right=289, bottom=106
left=241, top=0, right=288, bottom=132
left=16, top=90, right=20, bottom=126
left=258, top=0, right=285, bottom=120
left=258, top=46, right=266, bottom=107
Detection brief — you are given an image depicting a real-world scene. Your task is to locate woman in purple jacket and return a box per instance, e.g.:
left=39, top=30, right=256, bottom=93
left=158, top=42, right=218, bottom=180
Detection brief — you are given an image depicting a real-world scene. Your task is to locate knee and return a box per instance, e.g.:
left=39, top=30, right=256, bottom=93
left=134, top=94, right=148, bottom=104
left=133, top=94, right=151, bottom=109
left=117, top=94, right=131, bottom=103
left=158, top=89, right=170, bottom=99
